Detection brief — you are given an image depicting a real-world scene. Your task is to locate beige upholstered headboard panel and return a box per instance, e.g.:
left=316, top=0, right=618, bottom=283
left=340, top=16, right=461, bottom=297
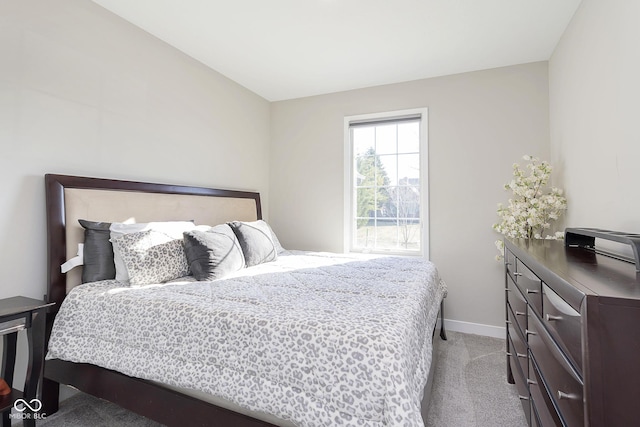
left=45, top=174, right=261, bottom=301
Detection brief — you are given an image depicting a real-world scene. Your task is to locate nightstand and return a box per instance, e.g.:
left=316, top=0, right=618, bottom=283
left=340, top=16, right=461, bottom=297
left=0, top=297, right=54, bottom=427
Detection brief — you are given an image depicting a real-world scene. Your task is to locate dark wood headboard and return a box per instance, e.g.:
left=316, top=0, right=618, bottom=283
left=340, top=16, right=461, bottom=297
left=44, top=174, right=262, bottom=313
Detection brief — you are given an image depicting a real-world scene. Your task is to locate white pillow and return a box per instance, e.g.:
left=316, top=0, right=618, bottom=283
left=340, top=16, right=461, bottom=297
left=110, top=221, right=195, bottom=283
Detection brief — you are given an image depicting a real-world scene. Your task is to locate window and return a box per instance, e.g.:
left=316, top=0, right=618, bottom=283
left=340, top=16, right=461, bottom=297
left=344, top=109, right=428, bottom=256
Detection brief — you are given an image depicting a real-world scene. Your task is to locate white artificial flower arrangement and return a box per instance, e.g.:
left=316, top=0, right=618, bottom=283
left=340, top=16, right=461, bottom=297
left=493, top=155, right=567, bottom=260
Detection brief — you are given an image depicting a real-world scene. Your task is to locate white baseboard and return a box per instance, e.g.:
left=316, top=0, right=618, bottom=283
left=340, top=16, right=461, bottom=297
left=443, top=319, right=506, bottom=339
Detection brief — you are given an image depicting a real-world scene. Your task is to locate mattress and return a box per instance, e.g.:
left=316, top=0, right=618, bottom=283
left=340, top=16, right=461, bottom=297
left=47, top=250, right=447, bottom=426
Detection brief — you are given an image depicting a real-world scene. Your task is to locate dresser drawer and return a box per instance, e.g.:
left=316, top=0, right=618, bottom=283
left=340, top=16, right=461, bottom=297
left=529, top=355, right=563, bottom=427
left=528, top=310, right=584, bottom=427
left=507, top=313, right=528, bottom=379
left=509, top=347, right=531, bottom=425
left=507, top=275, right=527, bottom=335
left=515, top=259, right=542, bottom=315
left=542, top=283, right=583, bottom=372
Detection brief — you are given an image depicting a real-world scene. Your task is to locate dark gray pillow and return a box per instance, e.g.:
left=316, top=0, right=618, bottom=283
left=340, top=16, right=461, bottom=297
left=183, top=224, right=245, bottom=281
left=228, top=220, right=278, bottom=267
left=78, top=219, right=115, bottom=283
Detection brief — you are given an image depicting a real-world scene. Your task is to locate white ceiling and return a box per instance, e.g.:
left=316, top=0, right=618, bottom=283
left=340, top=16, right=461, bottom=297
left=92, top=0, right=582, bottom=101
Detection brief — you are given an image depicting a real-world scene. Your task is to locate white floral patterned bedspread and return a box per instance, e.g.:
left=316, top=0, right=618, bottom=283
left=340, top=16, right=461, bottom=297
left=47, top=251, right=447, bottom=427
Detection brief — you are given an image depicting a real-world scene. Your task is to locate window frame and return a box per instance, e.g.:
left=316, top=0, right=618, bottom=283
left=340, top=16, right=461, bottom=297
left=343, top=108, right=429, bottom=258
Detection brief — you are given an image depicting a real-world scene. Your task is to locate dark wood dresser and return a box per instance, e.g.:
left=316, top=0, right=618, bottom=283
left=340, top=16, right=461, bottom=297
left=504, top=237, right=640, bottom=427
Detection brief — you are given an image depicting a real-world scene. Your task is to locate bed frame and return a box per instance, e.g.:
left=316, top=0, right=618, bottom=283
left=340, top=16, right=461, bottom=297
left=43, top=173, right=446, bottom=426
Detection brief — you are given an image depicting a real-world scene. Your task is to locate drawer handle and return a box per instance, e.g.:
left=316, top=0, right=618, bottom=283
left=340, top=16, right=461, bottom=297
left=505, top=287, right=510, bottom=291
left=515, top=311, right=526, bottom=316
left=518, top=395, right=529, bottom=401
left=526, top=289, right=539, bottom=294
left=546, top=314, right=563, bottom=322
left=506, top=351, right=527, bottom=359
left=505, top=262, right=512, bottom=266
left=505, top=320, right=512, bottom=325
left=514, top=272, right=523, bottom=277
left=527, top=379, right=537, bottom=385
left=557, top=390, right=579, bottom=401
left=526, top=329, right=537, bottom=336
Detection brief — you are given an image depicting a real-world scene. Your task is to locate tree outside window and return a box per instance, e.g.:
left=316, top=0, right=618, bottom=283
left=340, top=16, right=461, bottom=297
left=351, top=118, right=422, bottom=252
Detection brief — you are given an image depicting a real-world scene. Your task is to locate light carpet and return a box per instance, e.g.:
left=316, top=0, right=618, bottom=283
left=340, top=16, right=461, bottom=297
left=425, top=331, right=527, bottom=427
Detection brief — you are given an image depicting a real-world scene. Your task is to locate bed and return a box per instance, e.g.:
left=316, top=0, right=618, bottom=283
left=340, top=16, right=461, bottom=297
left=43, top=173, right=448, bottom=427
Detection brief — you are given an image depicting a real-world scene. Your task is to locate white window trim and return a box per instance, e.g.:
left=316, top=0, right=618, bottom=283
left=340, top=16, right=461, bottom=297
left=343, top=108, right=429, bottom=259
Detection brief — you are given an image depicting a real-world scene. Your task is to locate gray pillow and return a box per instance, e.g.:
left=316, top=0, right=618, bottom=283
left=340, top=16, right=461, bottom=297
left=228, top=220, right=278, bottom=267
left=78, top=219, right=115, bottom=283
left=183, top=225, right=245, bottom=280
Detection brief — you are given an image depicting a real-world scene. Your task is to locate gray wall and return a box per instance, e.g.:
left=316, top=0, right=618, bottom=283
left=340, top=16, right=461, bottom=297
left=550, top=0, right=640, bottom=234
left=270, top=62, right=550, bottom=328
left=0, top=0, right=271, bottom=304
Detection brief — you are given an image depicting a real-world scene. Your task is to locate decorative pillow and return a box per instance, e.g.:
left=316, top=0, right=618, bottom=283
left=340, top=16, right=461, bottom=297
left=110, top=221, right=196, bottom=283
left=183, top=224, right=245, bottom=281
left=228, top=220, right=278, bottom=267
left=111, top=230, right=189, bottom=286
left=78, top=219, right=115, bottom=283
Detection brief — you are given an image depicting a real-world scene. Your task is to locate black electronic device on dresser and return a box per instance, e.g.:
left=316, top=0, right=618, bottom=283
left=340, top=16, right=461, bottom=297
left=504, top=229, right=640, bottom=427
